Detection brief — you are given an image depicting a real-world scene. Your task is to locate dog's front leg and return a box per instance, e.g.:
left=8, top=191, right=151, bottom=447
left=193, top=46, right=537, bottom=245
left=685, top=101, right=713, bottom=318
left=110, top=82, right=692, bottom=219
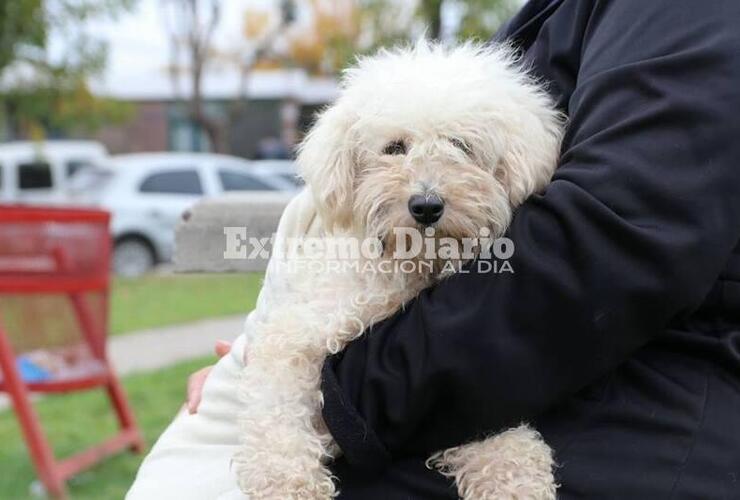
left=428, top=424, right=556, bottom=500
left=234, top=343, right=336, bottom=500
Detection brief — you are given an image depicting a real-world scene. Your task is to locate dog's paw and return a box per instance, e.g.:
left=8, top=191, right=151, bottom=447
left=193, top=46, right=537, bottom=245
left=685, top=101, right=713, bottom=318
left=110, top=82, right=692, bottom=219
left=428, top=424, right=557, bottom=500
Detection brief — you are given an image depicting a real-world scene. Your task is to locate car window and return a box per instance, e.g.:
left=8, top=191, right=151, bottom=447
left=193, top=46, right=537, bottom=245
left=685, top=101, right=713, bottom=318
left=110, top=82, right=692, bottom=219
left=218, top=170, right=277, bottom=191
left=68, top=167, right=113, bottom=194
left=277, top=172, right=304, bottom=186
left=18, top=161, right=53, bottom=190
left=66, top=159, right=93, bottom=178
left=139, top=169, right=203, bottom=195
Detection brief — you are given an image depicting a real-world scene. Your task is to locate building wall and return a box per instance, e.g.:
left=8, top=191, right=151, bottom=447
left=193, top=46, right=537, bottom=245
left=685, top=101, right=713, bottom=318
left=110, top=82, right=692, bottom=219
left=95, top=101, right=169, bottom=154
left=95, top=98, right=327, bottom=159
left=228, top=99, right=284, bottom=159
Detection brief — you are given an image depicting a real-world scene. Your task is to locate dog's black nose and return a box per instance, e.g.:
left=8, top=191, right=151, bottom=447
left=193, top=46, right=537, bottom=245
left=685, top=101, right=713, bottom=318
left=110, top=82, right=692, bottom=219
left=408, top=194, right=444, bottom=225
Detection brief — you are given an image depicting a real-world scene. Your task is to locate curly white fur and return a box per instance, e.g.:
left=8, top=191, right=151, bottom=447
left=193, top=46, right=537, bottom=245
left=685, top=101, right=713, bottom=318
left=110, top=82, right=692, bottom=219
left=428, top=425, right=558, bottom=500
left=234, top=42, right=564, bottom=500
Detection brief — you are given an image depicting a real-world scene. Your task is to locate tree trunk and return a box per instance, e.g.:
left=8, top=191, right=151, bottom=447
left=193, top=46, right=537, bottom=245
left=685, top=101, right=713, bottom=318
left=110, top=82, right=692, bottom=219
left=190, top=59, right=228, bottom=153
left=199, top=116, right=227, bottom=153
left=422, top=0, right=444, bottom=41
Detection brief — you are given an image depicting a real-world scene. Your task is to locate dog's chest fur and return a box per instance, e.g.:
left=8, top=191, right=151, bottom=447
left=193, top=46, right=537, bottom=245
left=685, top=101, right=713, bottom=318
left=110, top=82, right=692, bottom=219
left=233, top=246, right=556, bottom=500
left=233, top=245, right=433, bottom=499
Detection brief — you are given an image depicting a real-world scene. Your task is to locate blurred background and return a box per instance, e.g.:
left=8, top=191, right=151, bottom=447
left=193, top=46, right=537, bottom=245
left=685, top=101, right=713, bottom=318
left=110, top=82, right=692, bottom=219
left=0, top=1, right=519, bottom=498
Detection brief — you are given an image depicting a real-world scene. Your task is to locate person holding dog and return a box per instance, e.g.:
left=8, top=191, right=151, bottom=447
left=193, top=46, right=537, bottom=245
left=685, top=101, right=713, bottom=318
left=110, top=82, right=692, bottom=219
left=136, top=0, right=740, bottom=498
left=314, top=1, right=740, bottom=497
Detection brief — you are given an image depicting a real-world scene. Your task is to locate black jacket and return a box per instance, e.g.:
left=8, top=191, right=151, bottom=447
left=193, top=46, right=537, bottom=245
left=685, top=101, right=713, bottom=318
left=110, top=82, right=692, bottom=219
left=322, top=1, right=740, bottom=498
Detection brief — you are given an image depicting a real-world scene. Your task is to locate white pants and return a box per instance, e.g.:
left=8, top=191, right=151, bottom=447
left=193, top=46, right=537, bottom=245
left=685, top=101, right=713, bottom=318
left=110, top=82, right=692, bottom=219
left=126, top=333, right=249, bottom=500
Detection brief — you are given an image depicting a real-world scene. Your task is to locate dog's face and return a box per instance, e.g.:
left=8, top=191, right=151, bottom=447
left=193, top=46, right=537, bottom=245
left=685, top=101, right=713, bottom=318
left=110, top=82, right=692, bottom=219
left=299, top=43, right=563, bottom=261
left=350, top=127, right=509, bottom=258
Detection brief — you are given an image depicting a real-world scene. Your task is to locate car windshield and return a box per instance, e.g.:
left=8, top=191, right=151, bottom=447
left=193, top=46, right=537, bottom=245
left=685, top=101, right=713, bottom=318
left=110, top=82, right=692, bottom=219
left=277, top=172, right=304, bottom=187
left=67, top=166, right=114, bottom=194
left=218, top=169, right=278, bottom=191
left=66, top=159, right=96, bottom=178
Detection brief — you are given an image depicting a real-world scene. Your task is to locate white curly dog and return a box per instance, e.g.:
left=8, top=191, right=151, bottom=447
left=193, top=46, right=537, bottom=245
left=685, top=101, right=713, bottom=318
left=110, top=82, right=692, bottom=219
left=231, top=42, right=564, bottom=499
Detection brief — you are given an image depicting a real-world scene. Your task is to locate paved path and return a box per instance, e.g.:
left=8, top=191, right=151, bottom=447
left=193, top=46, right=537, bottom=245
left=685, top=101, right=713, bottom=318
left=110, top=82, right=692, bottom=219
left=109, top=314, right=246, bottom=376
left=0, top=314, right=247, bottom=410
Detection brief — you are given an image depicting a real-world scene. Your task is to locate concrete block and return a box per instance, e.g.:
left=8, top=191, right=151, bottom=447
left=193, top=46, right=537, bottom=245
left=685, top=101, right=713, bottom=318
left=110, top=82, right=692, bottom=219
left=174, top=192, right=295, bottom=273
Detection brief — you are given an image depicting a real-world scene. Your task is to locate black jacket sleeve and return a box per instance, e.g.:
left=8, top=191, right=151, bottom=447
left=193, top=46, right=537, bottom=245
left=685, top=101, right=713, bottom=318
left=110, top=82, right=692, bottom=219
left=321, top=0, right=740, bottom=471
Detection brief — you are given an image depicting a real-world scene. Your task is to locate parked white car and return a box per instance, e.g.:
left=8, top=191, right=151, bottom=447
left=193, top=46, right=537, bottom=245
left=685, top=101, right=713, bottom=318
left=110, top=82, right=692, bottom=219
left=0, top=140, right=108, bottom=203
left=250, top=160, right=303, bottom=190
left=69, top=152, right=298, bottom=276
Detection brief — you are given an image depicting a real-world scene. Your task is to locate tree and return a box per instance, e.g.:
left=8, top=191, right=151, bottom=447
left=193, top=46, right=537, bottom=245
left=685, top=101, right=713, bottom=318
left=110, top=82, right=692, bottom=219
left=418, top=0, right=444, bottom=40
left=417, top=0, right=518, bottom=42
left=286, top=0, right=516, bottom=76
left=0, top=0, right=135, bottom=140
left=161, top=0, right=297, bottom=153
left=286, top=0, right=415, bottom=76
left=159, top=0, right=515, bottom=153
left=452, top=0, right=518, bottom=41
left=0, top=1, right=44, bottom=75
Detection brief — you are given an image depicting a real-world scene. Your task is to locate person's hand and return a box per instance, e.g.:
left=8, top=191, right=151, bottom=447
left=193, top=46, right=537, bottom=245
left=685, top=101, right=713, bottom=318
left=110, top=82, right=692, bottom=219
left=186, top=340, right=232, bottom=414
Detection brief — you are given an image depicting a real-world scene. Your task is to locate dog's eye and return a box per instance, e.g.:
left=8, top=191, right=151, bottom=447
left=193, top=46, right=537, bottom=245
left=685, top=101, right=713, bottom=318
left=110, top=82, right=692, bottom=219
left=450, top=138, right=472, bottom=156
left=383, top=140, right=407, bottom=155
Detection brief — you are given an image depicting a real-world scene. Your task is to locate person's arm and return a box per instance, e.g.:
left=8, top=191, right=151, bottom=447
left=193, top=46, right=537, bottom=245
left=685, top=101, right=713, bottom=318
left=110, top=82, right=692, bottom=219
left=321, top=0, right=740, bottom=471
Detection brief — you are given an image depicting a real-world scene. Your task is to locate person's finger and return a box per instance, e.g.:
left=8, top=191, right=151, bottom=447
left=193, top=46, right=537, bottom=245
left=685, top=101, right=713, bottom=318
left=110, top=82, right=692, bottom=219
left=214, top=340, right=232, bottom=358
left=185, top=341, right=232, bottom=414
left=186, top=366, right=212, bottom=414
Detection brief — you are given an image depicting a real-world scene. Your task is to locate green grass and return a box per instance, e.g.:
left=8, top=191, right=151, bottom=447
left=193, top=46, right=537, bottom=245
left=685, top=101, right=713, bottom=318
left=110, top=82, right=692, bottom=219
left=110, top=273, right=263, bottom=335
left=0, top=356, right=213, bottom=499
left=0, top=273, right=261, bottom=497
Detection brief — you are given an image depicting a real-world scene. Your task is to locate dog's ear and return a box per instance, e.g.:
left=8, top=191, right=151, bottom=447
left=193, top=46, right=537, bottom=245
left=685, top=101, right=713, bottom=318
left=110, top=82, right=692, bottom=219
left=297, top=103, right=356, bottom=231
left=496, top=93, right=564, bottom=207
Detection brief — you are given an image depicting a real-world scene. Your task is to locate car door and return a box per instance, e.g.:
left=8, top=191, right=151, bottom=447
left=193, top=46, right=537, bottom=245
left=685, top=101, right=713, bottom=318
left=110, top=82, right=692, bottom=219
left=136, top=166, right=205, bottom=260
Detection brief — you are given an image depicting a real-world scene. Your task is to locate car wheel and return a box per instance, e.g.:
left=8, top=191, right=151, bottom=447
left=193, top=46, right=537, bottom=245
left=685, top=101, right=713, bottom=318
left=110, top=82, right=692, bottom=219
left=113, top=238, right=155, bottom=277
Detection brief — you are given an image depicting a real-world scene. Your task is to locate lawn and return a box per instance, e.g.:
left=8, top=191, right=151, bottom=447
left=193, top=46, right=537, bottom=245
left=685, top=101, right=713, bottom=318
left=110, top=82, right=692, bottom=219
left=110, top=273, right=264, bottom=335
left=0, top=272, right=262, bottom=498
left=0, top=356, right=213, bottom=499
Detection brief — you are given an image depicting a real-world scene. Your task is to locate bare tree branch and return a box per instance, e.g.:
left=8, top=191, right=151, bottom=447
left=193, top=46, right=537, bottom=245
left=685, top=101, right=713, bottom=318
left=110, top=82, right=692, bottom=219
left=161, top=0, right=226, bottom=152
left=161, top=0, right=295, bottom=154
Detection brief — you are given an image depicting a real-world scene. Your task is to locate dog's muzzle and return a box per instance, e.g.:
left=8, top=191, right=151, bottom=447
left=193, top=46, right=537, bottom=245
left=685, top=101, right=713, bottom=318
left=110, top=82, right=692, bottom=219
left=408, top=194, right=444, bottom=225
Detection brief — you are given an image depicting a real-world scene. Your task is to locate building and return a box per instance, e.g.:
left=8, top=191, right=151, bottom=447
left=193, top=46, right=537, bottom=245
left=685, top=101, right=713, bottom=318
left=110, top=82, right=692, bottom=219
left=93, top=68, right=338, bottom=159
